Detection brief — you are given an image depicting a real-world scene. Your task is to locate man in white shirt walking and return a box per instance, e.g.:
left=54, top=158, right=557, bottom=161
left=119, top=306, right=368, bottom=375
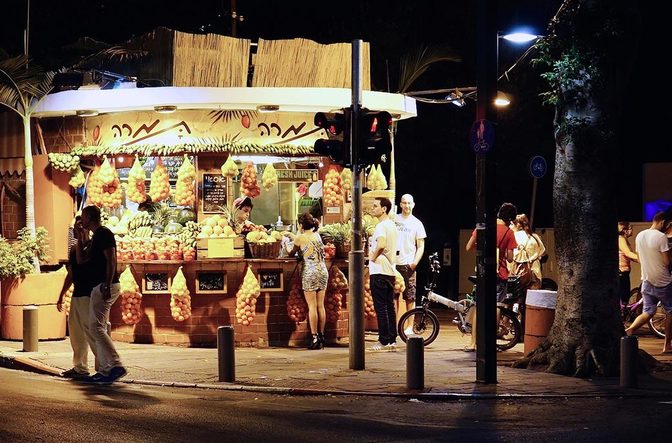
left=395, top=194, right=427, bottom=314
left=626, top=212, right=672, bottom=353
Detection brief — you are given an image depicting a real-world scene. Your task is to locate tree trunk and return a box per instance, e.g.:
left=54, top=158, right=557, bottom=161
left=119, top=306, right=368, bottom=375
left=23, top=116, right=40, bottom=272
left=514, top=0, right=639, bottom=377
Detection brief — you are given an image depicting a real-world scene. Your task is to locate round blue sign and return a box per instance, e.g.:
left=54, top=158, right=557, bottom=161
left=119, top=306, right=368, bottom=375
left=529, top=155, right=547, bottom=178
left=469, top=119, right=495, bottom=154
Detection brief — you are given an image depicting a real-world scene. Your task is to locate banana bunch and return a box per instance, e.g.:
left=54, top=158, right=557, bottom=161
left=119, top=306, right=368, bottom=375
left=69, top=166, right=85, bottom=188
left=221, top=155, right=239, bottom=178
left=128, top=211, right=154, bottom=231
left=177, top=221, right=200, bottom=249
left=48, top=153, right=80, bottom=172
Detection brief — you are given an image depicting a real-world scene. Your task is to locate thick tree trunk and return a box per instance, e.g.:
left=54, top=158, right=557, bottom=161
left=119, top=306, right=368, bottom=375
left=23, top=116, right=40, bottom=272
left=514, top=0, right=639, bottom=376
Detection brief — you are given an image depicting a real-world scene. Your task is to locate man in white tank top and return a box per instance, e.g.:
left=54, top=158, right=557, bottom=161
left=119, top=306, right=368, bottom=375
left=626, top=212, right=672, bottom=353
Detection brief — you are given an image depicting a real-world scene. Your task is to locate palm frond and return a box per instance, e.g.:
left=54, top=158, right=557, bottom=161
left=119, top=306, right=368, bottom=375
left=398, top=46, right=462, bottom=93
left=0, top=55, right=56, bottom=114
left=70, top=46, right=149, bottom=70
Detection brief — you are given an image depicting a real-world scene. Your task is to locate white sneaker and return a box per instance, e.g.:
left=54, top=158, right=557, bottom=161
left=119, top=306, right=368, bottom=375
left=369, top=342, right=385, bottom=351
left=385, top=343, right=398, bottom=352
left=404, top=327, right=415, bottom=336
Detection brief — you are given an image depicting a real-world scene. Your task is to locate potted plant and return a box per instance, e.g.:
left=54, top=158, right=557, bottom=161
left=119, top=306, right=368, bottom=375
left=0, top=227, right=67, bottom=340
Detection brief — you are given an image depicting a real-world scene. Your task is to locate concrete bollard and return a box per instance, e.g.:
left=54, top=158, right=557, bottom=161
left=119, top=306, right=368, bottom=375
left=620, top=335, right=638, bottom=388
left=23, top=305, right=39, bottom=352
left=217, top=326, right=235, bottom=382
left=406, top=336, right=424, bottom=390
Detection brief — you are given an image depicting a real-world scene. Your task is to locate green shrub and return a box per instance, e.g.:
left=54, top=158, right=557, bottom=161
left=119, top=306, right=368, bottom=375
left=0, top=227, right=50, bottom=279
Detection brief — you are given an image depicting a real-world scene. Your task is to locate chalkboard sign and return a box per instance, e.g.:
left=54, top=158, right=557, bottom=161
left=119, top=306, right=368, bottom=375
left=202, top=173, right=228, bottom=213
left=143, top=272, right=171, bottom=293
left=196, top=271, right=227, bottom=294
left=257, top=269, right=284, bottom=292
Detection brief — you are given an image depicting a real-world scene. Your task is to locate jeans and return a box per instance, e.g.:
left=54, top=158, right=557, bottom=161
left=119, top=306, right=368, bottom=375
left=69, top=296, right=97, bottom=373
left=370, top=274, right=397, bottom=345
left=89, top=283, right=122, bottom=376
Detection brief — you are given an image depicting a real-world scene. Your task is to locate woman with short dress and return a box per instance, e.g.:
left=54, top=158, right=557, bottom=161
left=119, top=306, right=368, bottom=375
left=618, top=221, right=638, bottom=304
left=289, top=212, right=329, bottom=349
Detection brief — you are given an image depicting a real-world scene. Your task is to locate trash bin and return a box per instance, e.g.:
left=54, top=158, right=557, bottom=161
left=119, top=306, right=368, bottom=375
left=524, top=290, right=557, bottom=356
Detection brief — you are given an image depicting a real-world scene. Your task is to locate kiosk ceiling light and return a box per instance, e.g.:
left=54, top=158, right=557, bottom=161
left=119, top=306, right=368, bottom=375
left=257, top=105, right=280, bottom=113
left=154, top=105, right=177, bottom=114
left=75, top=109, right=99, bottom=117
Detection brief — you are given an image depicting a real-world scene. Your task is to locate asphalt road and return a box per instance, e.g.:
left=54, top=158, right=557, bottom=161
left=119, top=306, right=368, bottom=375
left=2, top=367, right=672, bottom=442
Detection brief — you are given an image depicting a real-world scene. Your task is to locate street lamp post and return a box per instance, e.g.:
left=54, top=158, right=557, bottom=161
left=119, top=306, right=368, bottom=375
left=474, top=0, right=498, bottom=384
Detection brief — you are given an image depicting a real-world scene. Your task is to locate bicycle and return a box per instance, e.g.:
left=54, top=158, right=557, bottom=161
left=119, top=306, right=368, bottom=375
left=397, top=252, right=522, bottom=350
left=622, top=286, right=665, bottom=338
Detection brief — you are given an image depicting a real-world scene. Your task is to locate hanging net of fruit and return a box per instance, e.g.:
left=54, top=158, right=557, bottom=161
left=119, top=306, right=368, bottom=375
left=363, top=268, right=376, bottom=318
left=69, top=166, right=85, bottom=189
left=261, top=163, right=278, bottom=190
left=174, top=155, right=196, bottom=206
left=393, top=268, right=406, bottom=295
left=48, top=152, right=80, bottom=173
left=127, top=155, right=147, bottom=204
left=323, top=167, right=343, bottom=207
left=241, top=162, right=260, bottom=198
left=86, top=165, right=104, bottom=207
left=148, top=157, right=171, bottom=202
left=286, top=277, right=308, bottom=323
left=101, top=168, right=123, bottom=209
left=235, top=266, right=261, bottom=326
left=119, top=266, right=144, bottom=325
left=99, top=156, right=116, bottom=186
left=221, top=155, right=239, bottom=178
left=62, top=284, right=73, bottom=316
left=340, top=167, right=352, bottom=191
left=366, top=164, right=387, bottom=190
left=170, top=266, right=192, bottom=321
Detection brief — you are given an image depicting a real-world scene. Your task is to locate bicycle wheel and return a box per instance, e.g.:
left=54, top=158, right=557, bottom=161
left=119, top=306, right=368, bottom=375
left=397, top=308, right=440, bottom=346
left=648, top=302, right=666, bottom=339
left=496, top=309, right=522, bottom=351
left=622, top=287, right=642, bottom=328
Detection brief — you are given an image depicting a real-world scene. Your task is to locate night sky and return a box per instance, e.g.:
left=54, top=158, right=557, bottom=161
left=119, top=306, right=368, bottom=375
left=1, top=1, right=668, bottom=287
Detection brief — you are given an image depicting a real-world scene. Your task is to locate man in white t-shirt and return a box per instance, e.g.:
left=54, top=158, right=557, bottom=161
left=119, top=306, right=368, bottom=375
left=368, top=197, right=398, bottom=351
left=626, top=212, right=672, bottom=353
left=395, top=194, right=427, bottom=313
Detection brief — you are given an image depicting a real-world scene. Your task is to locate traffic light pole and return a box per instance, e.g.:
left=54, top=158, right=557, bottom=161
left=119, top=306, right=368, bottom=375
left=349, top=39, right=365, bottom=370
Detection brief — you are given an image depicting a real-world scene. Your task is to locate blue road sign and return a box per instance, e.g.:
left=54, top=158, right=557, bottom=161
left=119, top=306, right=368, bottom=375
left=529, top=155, right=547, bottom=178
left=469, top=119, right=494, bottom=154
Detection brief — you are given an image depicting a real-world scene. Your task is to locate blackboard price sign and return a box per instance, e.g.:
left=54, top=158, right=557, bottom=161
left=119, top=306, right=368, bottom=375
left=143, top=272, right=171, bottom=293
left=196, top=271, right=227, bottom=294
left=202, top=173, right=228, bottom=213
left=257, top=269, right=284, bottom=292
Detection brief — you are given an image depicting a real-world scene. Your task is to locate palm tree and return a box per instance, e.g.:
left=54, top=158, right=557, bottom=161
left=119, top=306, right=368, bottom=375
left=0, top=54, right=56, bottom=271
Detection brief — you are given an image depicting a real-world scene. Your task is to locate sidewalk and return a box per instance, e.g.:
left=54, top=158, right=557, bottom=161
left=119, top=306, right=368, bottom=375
left=1, top=323, right=671, bottom=399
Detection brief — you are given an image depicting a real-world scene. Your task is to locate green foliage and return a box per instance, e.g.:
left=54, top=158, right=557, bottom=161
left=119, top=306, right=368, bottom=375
left=0, top=227, right=50, bottom=279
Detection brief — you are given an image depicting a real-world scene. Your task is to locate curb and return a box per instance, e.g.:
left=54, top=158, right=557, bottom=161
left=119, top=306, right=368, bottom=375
left=2, top=351, right=671, bottom=400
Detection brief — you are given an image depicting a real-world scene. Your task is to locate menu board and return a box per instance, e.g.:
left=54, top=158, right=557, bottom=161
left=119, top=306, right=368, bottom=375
left=196, top=271, right=227, bottom=294
left=202, top=173, right=227, bottom=213
left=257, top=269, right=284, bottom=292
left=143, top=272, right=171, bottom=293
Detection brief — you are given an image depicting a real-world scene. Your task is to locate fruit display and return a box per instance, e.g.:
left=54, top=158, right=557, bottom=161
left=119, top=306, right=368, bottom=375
left=119, top=266, right=143, bottom=325
left=99, top=156, right=116, bottom=185
left=326, top=267, right=348, bottom=323
left=86, top=165, right=104, bottom=206
left=235, top=266, right=261, bottom=326
left=127, top=156, right=147, bottom=204
left=197, top=214, right=235, bottom=238
left=286, top=279, right=308, bottom=323
left=68, top=166, right=85, bottom=188
left=48, top=152, right=80, bottom=172
left=221, top=155, right=239, bottom=178
left=323, top=167, right=343, bottom=207
left=261, top=163, right=278, bottom=190
left=340, top=167, right=352, bottom=191
left=324, top=242, right=336, bottom=259
left=241, top=162, right=260, bottom=198
left=174, top=155, right=196, bottom=206
left=366, top=164, right=387, bottom=190
left=148, top=157, right=170, bottom=202
left=127, top=211, right=155, bottom=236
left=393, top=269, right=406, bottom=295
left=101, top=173, right=124, bottom=209
left=363, top=268, right=376, bottom=318
left=178, top=221, right=199, bottom=261
left=170, top=266, right=192, bottom=321
left=62, top=284, right=73, bottom=316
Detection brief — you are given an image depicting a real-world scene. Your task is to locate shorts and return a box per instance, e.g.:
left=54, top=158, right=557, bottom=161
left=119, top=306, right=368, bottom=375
left=641, top=280, right=672, bottom=315
left=395, top=264, right=417, bottom=301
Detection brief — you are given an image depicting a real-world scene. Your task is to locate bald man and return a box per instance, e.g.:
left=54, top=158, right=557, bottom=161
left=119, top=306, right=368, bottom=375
left=395, top=194, right=427, bottom=313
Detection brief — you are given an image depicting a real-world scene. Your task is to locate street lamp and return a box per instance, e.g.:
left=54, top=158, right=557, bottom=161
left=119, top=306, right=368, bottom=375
left=474, top=4, right=540, bottom=383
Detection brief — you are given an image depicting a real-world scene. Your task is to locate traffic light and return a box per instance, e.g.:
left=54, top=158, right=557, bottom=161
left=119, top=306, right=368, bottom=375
left=358, top=110, right=392, bottom=165
left=313, top=110, right=350, bottom=166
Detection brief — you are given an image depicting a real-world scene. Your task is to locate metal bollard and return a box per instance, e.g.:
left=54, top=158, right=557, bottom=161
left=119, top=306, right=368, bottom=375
left=23, top=305, right=39, bottom=352
left=406, top=336, right=424, bottom=390
left=620, top=335, right=638, bottom=388
left=217, top=326, right=235, bottom=382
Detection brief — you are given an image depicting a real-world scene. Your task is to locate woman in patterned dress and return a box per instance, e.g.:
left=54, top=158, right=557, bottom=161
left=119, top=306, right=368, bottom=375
left=289, top=212, right=328, bottom=349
